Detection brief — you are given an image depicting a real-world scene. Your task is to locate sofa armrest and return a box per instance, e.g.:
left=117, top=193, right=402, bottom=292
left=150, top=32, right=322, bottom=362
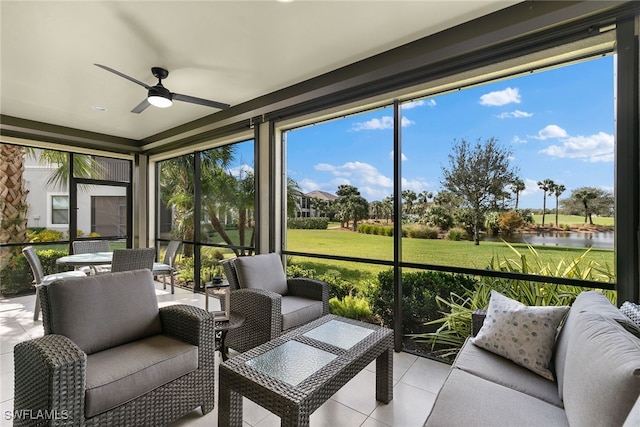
left=226, top=288, right=282, bottom=353
left=287, top=277, right=330, bottom=315
left=13, top=334, right=86, bottom=426
left=472, top=309, right=487, bottom=337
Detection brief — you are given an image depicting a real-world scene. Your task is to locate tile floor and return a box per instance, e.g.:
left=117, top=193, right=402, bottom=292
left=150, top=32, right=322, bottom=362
left=0, top=283, right=450, bottom=426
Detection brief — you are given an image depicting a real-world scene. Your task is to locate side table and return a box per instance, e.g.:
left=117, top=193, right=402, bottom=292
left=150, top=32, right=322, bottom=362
left=214, top=312, right=245, bottom=361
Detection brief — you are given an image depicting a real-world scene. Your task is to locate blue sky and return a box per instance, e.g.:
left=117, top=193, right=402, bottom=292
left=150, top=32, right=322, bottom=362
left=283, top=56, right=614, bottom=209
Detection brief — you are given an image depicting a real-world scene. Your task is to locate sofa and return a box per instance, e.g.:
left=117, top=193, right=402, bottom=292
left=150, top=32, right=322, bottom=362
left=13, top=269, right=216, bottom=426
left=423, top=291, right=640, bottom=427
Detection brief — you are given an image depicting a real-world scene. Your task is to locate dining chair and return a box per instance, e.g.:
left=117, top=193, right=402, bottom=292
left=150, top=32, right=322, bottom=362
left=152, top=240, right=182, bottom=294
left=110, top=247, right=156, bottom=273
left=72, top=240, right=112, bottom=275
left=22, top=246, right=86, bottom=321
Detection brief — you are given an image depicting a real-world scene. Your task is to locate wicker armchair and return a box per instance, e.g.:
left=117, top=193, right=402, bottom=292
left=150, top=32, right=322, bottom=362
left=13, top=269, right=216, bottom=426
left=222, top=253, right=330, bottom=353
left=152, top=240, right=182, bottom=294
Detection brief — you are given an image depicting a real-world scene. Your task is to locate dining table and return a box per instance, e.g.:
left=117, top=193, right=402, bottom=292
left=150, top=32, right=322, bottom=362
left=56, top=251, right=113, bottom=267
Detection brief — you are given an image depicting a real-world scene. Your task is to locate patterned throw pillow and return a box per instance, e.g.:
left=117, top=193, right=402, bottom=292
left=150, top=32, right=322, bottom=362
left=472, top=290, right=570, bottom=381
left=620, top=301, right=640, bottom=332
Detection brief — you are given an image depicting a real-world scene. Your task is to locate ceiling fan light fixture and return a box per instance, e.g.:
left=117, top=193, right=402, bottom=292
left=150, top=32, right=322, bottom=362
left=148, top=94, right=172, bottom=108
left=147, top=85, right=173, bottom=108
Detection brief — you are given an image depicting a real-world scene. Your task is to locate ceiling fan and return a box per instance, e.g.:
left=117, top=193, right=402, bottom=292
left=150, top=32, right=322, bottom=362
left=94, top=64, right=231, bottom=113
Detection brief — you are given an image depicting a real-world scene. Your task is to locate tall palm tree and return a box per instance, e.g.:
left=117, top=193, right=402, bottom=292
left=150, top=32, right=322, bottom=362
left=551, top=183, right=566, bottom=227
left=0, top=144, right=29, bottom=267
left=537, top=179, right=554, bottom=226
left=510, top=178, right=525, bottom=210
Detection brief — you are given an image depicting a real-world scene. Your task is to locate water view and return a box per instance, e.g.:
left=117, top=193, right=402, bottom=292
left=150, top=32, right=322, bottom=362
left=482, top=230, right=614, bottom=250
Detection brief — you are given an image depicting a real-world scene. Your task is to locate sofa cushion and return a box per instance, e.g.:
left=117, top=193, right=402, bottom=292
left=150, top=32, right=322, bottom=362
left=281, top=296, right=323, bottom=331
left=85, top=334, right=198, bottom=418
left=423, top=368, right=569, bottom=427
left=472, top=290, right=569, bottom=380
left=453, top=337, right=563, bottom=407
left=235, top=253, right=288, bottom=295
left=554, top=291, right=638, bottom=400
left=562, top=311, right=640, bottom=427
left=46, top=269, right=162, bottom=354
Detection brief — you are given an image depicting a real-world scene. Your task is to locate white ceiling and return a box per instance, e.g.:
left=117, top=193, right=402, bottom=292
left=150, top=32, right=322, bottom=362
left=0, top=0, right=520, bottom=141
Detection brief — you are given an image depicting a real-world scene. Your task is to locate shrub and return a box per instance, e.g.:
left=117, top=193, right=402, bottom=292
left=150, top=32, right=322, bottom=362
left=420, top=206, right=454, bottom=230
left=370, top=269, right=478, bottom=335
left=446, top=227, right=468, bottom=241
left=517, top=208, right=535, bottom=224
left=498, top=210, right=524, bottom=235
left=357, top=223, right=394, bottom=237
left=415, top=243, right=616, bottom=361
left=286, top=264, right=357, bottom=300
left=406, top=225, right=438, bottom=239
left=329, top=295, right=372, bottom=321
left=287, top=217, right=329, bottom=229
left=30, top=229, right=63, bottom=242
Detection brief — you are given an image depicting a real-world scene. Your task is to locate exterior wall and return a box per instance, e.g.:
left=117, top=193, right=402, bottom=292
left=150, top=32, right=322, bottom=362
left=23, top=155, right=126, bottom=236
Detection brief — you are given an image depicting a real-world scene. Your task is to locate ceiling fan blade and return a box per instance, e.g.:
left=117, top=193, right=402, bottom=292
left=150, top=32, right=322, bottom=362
left=131, top=98, right=151, bottom=114
left=173, top=93, right=230, bottom=110
left=94, top=64, right=151, bottom=90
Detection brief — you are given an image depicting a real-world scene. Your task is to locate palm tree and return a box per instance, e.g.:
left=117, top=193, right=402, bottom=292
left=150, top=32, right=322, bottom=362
left=401, top=190, right=417, bottom=214
left=0, top=144, right=29, bottom=268
left=537, top=179, right=554, bottom=226
left=381, top=196, right=393, bottom=223
left=510, top=178, right=525, bottom=210
left=551, top=183, right=566, bottom=227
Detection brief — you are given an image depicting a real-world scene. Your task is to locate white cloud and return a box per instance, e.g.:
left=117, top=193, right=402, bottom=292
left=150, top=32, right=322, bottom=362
left=389, top=150, right=408, bottom=161
left=539, top=131, right=614, bottom=163
left=521, top=178, right=540, bottom=196
left=496, top=110, right=533, bottom=119
left=228, top=164, right=254, bottom=177
left=315, top=161, right=393, bottom=189
left=299, top=178, right=320, bottom=194
left=351, top=116, right=414, bottom=131
left=403, top=100, right=425, bottom=109
left=512, top=135, right=527, bottom=144
left=479, top=87, right=521, bottom=106
left=532, top=124, right=568, bottom=140
left=401, top=177, right=430, bottom=192
left=403, top=99, right=436, bottom=109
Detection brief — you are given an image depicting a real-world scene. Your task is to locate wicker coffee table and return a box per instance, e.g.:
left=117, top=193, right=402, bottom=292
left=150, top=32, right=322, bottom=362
left=219, top=314, right=393, bottom=427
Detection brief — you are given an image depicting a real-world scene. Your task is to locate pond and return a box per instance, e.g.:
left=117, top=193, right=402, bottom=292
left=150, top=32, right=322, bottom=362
left=481, top=230, right=614, bottom=250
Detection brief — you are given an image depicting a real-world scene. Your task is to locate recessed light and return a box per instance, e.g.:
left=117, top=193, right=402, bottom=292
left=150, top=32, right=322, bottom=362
left=91, top=105, right=108, bottom=112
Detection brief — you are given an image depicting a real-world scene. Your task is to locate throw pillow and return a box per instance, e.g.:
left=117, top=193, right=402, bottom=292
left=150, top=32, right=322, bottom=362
left=620, top=301, right=640, bottom=335
left=472, top=290, right=569, bottom=381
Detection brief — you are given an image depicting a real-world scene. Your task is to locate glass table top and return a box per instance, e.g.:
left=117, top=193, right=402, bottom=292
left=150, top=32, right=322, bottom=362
left=245, top=340, right=337, bottom=386
left=303, top=319, right=374, bottom=350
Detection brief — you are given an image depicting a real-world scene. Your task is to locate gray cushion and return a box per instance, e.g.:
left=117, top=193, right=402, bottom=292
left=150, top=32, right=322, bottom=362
left=554, top=291, right=637, bottom=400
left=235, top=253, right=288, bottom=295
left=623, top=396, right=640, bottom=427
left=423, top=369, right=569, bottom=427
left=563, top=311, right=640, bottom=427
left=281, top=296, right=323, bottom=331
left=85, top=334, right=198, bottom=418
left=453, top=338, right=563, bottom=407
left=46, top=269, right=162, bottom=354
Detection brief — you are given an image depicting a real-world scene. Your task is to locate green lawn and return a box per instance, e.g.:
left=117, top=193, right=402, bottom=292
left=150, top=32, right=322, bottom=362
left=286, top=228, right=614, bottom=281
left=531, top=214, right=614, bottom=226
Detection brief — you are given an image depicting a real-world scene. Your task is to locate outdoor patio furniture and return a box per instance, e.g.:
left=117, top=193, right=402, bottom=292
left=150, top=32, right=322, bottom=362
left=219, top=314, right=393, bottom=426
left=422, top=291, right=640, bottom=426
left=22, top=246, right=86, bottom=321
left=152, top=240, right=182, bottom=294
left=110, top=247, right=155, bottom=272
left=72, top=240, right=112, bottom=275
left=13, top=269, right=216, bottom=426
left=222, top=253, right=330, bottom=353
